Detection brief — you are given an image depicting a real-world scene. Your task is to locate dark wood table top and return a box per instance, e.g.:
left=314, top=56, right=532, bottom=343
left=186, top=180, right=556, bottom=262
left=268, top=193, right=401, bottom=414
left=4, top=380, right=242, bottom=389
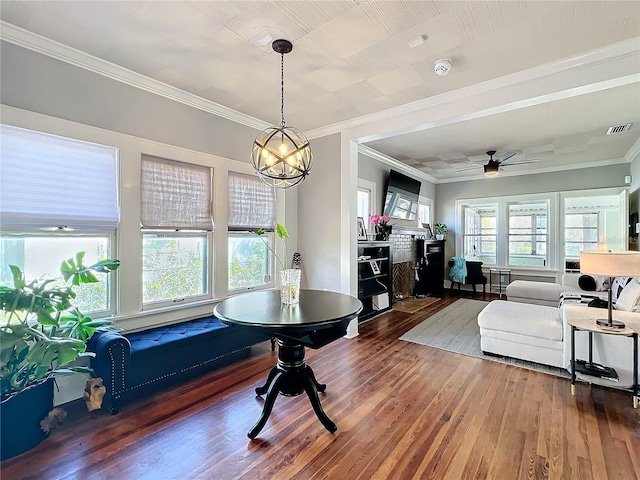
left=214, top=289, right=363, bottom=348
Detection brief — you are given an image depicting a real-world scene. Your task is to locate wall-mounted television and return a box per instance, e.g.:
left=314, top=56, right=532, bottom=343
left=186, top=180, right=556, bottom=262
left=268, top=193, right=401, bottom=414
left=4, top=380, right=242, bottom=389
left=383, top=169, right=421, bottom=220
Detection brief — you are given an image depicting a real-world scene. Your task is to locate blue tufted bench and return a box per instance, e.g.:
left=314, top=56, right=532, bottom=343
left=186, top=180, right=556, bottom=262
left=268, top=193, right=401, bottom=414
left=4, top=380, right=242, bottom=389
left=87, top=316, right=268, bottom=414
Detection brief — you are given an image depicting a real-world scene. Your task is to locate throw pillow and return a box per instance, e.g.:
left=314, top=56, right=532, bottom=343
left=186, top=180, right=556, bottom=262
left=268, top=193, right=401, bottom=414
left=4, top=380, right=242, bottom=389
left=594, top=275, right=608, bottom=291
left=578, top=275, right=597, bottom=291
left=611, top=277, right=633, bottom=301
left=615, top=278, right=640, bottom=312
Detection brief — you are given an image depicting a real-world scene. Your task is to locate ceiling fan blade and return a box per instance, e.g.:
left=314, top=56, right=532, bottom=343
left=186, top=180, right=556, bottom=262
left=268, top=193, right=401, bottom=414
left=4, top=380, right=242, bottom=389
left=455, top=164, right=483, bottom=172
left=500, top=159, right=539, bottom=166
left=498, top=152, right=517, bottom=162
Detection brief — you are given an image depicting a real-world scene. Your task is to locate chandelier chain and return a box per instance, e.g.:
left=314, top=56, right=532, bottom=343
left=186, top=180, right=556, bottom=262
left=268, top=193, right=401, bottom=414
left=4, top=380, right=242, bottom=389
left=280, top=52, right=285, bottom=127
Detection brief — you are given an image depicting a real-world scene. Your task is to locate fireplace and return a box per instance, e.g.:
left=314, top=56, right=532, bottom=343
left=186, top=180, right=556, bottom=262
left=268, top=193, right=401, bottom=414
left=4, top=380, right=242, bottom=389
left=389, top=227, right=428, bottom=302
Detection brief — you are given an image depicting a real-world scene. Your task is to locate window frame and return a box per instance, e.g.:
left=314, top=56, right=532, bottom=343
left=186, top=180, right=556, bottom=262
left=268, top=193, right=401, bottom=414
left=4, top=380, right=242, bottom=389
left=462, top=204, right=497, bottom=264
left=0, top=230, right=119, bottom=318
left=140, top=230, right=211, bottom=309
left=139, top=154, right=214, bottom=310
left=507, top=201, right=549, bottom=268
left=0, top=124, right=120, bottom=317
left=564, top=212, right=599, bottom=259
left=357, top=178, right=377, bottom=233
left=456, top=192, right=558, bottom=271
left=226, top=171, right=278, bottom=292
left=227, top=231, right=275, bottom=293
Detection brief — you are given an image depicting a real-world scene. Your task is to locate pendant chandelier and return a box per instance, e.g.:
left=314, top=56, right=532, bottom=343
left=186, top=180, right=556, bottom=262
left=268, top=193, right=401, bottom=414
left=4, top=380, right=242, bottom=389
left=252, top=39, right=312, bottom=188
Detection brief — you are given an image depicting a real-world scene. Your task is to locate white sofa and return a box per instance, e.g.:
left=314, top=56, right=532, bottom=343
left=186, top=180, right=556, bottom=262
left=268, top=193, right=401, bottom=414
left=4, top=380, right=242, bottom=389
left=478, top=279, right=640, bottom=387
left=478, top=300, right=640, bottom=388
left=478, top=300, right=564, bottom=367
left=505, top=273, right=605, bottom=307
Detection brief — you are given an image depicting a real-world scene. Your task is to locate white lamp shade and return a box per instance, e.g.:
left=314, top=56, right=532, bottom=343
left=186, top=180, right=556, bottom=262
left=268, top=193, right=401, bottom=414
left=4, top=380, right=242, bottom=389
left=580, top=251, right=640, bottom=277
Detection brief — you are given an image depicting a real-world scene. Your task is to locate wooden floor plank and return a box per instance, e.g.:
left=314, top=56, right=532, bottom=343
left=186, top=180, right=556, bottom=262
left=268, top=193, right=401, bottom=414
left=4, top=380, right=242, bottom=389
left=2, top=292, right=639, bottom=480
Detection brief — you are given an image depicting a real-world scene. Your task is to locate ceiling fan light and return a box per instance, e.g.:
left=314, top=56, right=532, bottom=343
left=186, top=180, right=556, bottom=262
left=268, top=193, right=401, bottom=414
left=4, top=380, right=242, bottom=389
left=484, top=164, right=499, bottom=177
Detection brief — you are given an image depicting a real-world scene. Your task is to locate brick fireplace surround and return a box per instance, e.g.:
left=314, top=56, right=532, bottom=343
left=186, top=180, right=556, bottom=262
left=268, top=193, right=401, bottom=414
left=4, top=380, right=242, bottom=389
left=388, top=226, right=430, bottom=301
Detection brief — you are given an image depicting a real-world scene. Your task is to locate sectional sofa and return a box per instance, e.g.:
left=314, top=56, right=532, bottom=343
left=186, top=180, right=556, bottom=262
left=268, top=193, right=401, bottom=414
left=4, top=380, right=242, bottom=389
left=504, top=273, right=606, bottom=307
left=478, top=274, right=640, bottom=388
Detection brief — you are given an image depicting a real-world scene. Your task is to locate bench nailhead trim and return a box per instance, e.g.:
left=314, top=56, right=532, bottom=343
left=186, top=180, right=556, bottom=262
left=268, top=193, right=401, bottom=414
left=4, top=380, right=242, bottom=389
left=128, top=345, right=250, bottom=391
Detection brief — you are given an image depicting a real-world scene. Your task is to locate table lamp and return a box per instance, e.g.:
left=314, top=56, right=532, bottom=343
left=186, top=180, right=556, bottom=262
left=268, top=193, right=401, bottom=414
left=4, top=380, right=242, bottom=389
left=580, top=250, right=640, bottom=329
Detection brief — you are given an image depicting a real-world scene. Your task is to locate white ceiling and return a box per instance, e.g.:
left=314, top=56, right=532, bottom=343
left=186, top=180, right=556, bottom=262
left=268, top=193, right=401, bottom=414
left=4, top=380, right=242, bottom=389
left=1, top=0, right=639, bottom=181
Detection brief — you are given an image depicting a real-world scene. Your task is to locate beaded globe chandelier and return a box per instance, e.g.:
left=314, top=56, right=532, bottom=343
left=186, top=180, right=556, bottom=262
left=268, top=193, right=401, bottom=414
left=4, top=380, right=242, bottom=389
left=252, top=39, right=312, bottom=188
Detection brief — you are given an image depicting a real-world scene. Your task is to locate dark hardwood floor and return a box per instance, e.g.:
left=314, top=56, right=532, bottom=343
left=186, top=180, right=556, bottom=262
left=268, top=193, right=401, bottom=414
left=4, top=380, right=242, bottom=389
left=3, top=291, right=639, bottom=479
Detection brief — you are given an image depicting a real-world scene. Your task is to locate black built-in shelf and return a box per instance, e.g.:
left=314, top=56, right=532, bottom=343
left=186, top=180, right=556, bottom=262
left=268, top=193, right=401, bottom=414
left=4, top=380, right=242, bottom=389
left=357, top=241, right=393, bottom=322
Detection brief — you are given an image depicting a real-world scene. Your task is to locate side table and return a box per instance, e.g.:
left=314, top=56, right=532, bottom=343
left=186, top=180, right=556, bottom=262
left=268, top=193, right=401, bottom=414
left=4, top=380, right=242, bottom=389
left=489, top=268, right=511, bottom=298
left=568, top=315, right=638, bottom=408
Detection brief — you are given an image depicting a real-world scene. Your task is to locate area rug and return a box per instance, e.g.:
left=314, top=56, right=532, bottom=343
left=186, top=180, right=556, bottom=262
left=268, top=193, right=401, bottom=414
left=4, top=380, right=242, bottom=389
left=392, top=296, right=440, bottom=314
left=399, top=298, right=569, bottom=378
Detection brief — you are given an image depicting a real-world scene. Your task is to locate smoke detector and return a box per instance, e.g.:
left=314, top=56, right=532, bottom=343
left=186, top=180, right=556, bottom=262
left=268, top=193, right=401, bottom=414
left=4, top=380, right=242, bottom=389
left=434, top=58, right=452, bottom=76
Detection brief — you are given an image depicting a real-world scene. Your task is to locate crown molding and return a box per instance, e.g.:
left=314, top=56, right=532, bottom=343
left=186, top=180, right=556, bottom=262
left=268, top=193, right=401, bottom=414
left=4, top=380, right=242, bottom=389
left=624, top=136, right=640, bottom=164
left=0, top=21, right=271, bottom=132
left=307, top=37, right=640, bottom=141
left=359, top=143, right=630, bottom=185
left=358, top=145, right=438, bottom=184
left=436, top=157, right=629, bottom=184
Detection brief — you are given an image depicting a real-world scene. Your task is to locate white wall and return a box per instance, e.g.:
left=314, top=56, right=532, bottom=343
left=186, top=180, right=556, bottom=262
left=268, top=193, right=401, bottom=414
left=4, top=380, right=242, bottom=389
left=297, top=133, right=343, bottom=290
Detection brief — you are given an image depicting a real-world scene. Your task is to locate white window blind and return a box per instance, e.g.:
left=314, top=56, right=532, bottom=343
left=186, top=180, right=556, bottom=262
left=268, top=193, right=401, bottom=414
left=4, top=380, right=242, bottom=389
left=0, top=124, right=119, bottom=230
left=228, top=171, right=276, bottom=231
left=141, top=155, right=213, bottom=230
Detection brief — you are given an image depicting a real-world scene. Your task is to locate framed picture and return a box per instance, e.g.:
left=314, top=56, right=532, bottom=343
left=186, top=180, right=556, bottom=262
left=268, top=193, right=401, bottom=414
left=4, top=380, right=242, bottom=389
left=357, top=217, right=367, bottom=240
left=423, top=223, right=433, bottom=239
left=369, top=260, right=381, bottom=275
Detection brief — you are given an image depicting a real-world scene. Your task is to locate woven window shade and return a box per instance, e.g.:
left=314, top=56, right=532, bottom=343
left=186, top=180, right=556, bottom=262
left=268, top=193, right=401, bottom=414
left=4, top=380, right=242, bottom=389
left=141, top=155, right=213, bottom=230
left=228, top=171, right=276, bottom=231
left=0, top=125, right=119, bottom=230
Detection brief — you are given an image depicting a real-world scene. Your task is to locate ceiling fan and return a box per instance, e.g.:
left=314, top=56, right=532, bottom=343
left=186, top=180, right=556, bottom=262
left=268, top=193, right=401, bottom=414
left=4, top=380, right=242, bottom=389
left=457, top=150, right=539, bottom=177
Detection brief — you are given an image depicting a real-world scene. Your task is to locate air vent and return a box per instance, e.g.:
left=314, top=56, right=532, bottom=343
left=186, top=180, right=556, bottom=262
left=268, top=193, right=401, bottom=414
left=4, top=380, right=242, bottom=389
left=606, top=123, right=632, bottom=135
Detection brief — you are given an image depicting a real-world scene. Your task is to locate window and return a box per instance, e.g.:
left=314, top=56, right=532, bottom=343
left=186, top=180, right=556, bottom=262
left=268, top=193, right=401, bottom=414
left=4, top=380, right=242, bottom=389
left=357, top=179, right=377, bottom=233
left=140, top=155, right=212, bottom=306
left=227, top=172, right=276, bottom=291
left=0, top=125, right=119, bottom=315
left=357, top=190, right=370, bottom=223
left=508, top=203, right=548, bottom=267
left=565, top=213, right=598, bottom=258
left=463, top=205, right=497, bottom=264
left=1, top=235, right=113, bottom=314
left=418, top=202, right=431, bottom=227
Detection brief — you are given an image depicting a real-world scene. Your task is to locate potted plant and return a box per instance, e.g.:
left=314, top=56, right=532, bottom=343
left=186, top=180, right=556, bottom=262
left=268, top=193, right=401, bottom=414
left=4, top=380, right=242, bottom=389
left=254, top=223, right=300, bottom=304
left=0, top=252, right=120, bottom=460
left=434, top=223, right=448, bottom=240
left=370, top=215, right=392, bottom=241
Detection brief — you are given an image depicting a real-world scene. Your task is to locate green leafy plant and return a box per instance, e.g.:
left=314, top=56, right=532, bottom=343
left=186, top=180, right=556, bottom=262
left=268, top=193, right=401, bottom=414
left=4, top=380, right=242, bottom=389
left=434, top=223, right=448, bottom=235
left=254, top=223, right=289, bottom=270
left=0, top=252, right=120, bottom=400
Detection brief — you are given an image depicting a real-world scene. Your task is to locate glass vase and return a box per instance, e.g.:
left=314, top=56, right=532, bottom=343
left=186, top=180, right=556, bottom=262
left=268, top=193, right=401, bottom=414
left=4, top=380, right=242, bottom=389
left=279, top=268, right=301, bottom=305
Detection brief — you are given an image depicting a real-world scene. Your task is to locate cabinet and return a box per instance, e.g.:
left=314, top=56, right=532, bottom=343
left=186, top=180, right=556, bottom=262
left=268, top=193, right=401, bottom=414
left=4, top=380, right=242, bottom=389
left=416, top=239, right=445, bottom=297
left=357, top=241, right=393, bottom=322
